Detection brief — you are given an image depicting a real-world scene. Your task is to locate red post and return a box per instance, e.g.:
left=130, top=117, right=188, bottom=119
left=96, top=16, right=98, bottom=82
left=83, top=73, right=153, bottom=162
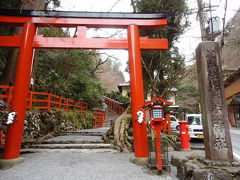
left=29, top=91, right=33, bottom=110
left=3, top=22, right=36, bottom=159
left=179, top=121, right=191, bottom=150
left=58, top=97, right=62, bottom=109
left=128, top=25, right=148, bottom=158
left=47, top=94, right=51, bottom=110
left=155, top=125, right=163, bottom=171
left=5, top=87, right=12, bottom=104
left=80, top=102, right=83, bottom=113
left=74, top=100, right=77, bottom=110
left=165, top=114, right=171, bottom=134
left=65, top=99, right=69, bottom=111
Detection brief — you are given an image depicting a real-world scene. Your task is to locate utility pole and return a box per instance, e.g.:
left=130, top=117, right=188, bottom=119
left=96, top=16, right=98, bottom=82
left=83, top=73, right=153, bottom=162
left=197, top=0, right=207, bottom=41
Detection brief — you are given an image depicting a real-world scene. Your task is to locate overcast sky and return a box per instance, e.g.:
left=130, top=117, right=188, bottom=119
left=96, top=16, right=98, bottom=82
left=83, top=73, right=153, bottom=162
left=57, top=0, right=240, bottom=81
left=178, top=0, right=240, bottom=64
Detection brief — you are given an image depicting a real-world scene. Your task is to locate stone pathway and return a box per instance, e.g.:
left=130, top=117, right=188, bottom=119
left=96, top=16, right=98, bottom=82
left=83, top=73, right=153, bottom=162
left=22, top=110, right=119, bottom=153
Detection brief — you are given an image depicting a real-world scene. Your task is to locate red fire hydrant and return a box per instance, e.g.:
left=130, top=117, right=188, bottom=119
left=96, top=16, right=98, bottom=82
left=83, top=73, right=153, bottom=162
left=179, top=121, right=190, bottom=150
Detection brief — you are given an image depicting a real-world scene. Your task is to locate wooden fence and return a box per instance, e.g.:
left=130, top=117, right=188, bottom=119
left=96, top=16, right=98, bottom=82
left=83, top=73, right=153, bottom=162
left=93, top=110, right=106, bottom=128
left=0, top=85, right=88, bottom=112
left=104, top=96, right=128, bottom=114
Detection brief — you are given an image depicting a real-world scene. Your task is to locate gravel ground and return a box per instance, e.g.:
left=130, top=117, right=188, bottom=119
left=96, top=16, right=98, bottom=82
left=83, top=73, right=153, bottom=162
left=0, top=151, right=178, bottom=180
left=0, top=149, right=206, bottom=180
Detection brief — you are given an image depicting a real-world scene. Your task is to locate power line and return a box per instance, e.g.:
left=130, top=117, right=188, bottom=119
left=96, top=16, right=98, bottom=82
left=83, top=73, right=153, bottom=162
left=107, top=0, right=122, bottom=12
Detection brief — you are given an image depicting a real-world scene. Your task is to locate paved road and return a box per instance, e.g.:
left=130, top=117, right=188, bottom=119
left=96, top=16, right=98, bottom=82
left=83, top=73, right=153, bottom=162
left=190, top=128, right=240, bottom=162
left=230, top=128, right=240, bottom=162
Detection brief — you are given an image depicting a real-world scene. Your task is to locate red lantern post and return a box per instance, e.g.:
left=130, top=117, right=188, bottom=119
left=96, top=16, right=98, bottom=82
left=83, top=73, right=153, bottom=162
left=139, top=96, right=172, bottom=173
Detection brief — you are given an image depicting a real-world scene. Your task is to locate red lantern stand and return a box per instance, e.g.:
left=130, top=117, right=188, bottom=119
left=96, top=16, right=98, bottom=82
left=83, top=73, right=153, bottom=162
left=139, top=96, right=172, bottom=174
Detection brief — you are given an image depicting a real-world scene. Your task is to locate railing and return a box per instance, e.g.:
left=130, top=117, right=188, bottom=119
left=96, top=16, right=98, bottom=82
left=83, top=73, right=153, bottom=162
left=104, top=96, right=129, bottom=114
left=0, top=85, right=88, bottom=112
left=93, top=109, right=106, bottom=128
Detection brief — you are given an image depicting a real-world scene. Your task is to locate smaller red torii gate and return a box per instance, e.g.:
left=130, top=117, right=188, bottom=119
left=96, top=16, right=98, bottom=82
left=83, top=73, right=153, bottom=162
left=0, top=9, right=170, bottom=167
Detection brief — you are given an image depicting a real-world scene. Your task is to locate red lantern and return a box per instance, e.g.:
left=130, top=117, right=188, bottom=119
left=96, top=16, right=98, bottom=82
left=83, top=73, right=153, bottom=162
left=138, top=97, right=172, bottom=174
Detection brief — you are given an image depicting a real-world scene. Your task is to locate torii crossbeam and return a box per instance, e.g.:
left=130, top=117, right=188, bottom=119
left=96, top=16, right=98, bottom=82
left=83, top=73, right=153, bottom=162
left=0, top=9, right=170, bottom=168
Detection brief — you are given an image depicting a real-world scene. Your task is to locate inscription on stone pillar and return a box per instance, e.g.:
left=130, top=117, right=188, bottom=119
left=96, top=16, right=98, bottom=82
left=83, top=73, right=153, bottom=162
left=196, top=42, right=233, bottom=161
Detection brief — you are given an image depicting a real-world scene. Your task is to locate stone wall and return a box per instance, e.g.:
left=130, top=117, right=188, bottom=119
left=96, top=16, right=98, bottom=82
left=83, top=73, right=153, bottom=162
left=171, top=154, right=240, bottom=180
left=0, top=110, right=94, bottom=144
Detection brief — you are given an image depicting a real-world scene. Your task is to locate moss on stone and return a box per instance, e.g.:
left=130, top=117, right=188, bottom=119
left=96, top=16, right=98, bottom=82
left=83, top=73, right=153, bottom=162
left=0, top=110, right=94, bottom=144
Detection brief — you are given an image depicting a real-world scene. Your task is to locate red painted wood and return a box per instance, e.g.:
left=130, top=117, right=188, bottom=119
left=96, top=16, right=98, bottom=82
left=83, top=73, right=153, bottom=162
left=4, top=22, right=36, bottom=159
left=0, top=16, right=167, bottom=28
left=128, top=25, right=148, bottom=158
left=0, top=130, right=3, bottom=146
left=0, top=36, right=168, bottom=50
left=0, top=85, right=88, bottom=112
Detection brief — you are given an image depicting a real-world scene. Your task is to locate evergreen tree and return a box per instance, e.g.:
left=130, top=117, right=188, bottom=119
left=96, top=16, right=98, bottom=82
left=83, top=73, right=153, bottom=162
left=132, top=0, right=189, bottom=98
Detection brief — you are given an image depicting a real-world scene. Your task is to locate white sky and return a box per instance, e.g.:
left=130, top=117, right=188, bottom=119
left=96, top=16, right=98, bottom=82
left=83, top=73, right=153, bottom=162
left=57, top=0, right=240, bottom=81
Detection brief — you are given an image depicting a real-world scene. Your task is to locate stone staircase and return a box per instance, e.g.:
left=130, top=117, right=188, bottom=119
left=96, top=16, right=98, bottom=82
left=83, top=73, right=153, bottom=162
left=103, top=110, right=118, bottom=127
left=21, top=110, right=119, bottom=154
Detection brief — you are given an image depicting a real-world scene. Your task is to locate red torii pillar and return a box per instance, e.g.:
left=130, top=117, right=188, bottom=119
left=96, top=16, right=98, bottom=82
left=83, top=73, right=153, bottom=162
left=0, top=22, right=36, bottom=167
left=128, top=25, right=148, bottom=158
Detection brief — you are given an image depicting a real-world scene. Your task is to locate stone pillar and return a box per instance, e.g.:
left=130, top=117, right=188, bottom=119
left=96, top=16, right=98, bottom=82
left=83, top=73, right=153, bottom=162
left=196, top=42, right=233, bottom=161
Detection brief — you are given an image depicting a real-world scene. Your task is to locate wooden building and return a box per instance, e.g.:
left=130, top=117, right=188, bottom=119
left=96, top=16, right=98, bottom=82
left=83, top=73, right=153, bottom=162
left=224, top=68, right=240, bottom=127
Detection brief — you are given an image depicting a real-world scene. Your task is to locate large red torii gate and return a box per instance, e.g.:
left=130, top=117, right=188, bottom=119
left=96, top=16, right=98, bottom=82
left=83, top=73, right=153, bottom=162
left=0, top=9, right=169, bottom=167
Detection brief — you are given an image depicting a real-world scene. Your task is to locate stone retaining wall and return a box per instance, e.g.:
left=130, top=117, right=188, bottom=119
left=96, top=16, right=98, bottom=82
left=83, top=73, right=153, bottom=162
left=171, top=154, right=240, bottom=180
left=0, top=110, right=94, bottom=144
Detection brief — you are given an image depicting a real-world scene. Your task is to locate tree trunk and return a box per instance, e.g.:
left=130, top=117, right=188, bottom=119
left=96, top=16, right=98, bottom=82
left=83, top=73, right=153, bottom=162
left=103, top=108, right=134, bottom=152
left=0, top=0, right=44, bottom=85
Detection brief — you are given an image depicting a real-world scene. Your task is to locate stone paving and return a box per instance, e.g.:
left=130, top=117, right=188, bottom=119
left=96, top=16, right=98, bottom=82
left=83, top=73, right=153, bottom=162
left=0, top=151, right=180, bottom=180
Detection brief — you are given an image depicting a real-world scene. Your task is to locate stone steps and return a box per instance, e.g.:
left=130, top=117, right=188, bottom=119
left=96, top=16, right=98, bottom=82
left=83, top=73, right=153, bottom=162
left=41, top=140, right=104, bottom=144
left=28, top=143, right=116, bottom=149
left=22, top=110, right=120, bottom=153
left=61, top=132, right=104, bottom=136
left=41, top=135, right=104, bottom=144
left=21, top=148, right=119, bottom=154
